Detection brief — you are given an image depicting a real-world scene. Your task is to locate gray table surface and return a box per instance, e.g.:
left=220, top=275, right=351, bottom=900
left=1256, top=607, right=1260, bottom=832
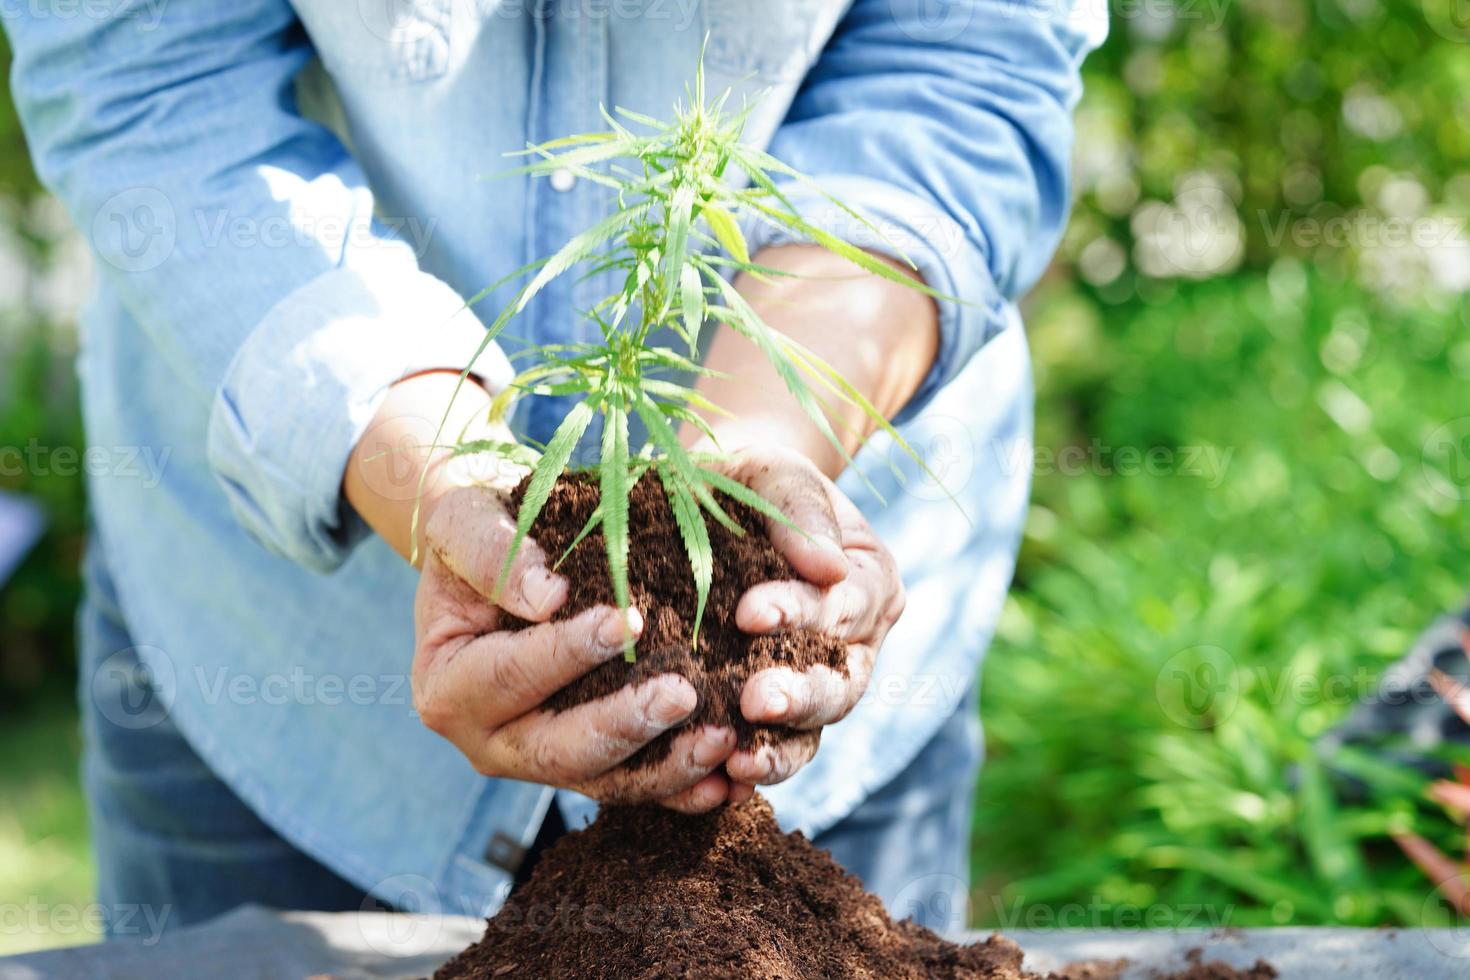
left=2, top=905, right=1466, bottom=979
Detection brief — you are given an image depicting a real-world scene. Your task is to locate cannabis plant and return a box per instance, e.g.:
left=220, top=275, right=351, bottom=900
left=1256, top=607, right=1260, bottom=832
left=428, top=64, right=947, bottom=658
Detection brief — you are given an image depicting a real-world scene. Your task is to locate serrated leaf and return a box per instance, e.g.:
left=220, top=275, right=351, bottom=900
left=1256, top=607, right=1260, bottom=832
left=694, top=467, right=808, bottom=541
left=659, top=467, right=712, bottom=645
left=494, top=398, right=599, bottom=599
left=660, top=183, right=696, bottom=311
left=634, top=398, right=741, bottom=534
left=555, top=503, right=603, bottom=570
left=599, top=399, right=635, bottom=660
left=703, top=202, right=749, bottom=265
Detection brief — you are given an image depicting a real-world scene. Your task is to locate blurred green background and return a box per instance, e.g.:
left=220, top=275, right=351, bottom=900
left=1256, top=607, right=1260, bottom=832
left=4, top=0, right=1470, bottom=956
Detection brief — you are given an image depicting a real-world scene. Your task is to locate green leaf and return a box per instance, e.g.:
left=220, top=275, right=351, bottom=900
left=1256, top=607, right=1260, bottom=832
left=659, top=467, right=713, bottom=644
left=660, top=183, right=696, bottom=311
left=599, top=399, right=635, bottom=660
left=779, top=331, right=967, bottom=519
left=694, top=466, right=808, bottom=541
left=554, top=503, right=603, bottom=570
left=633, top=398, right=740, bottom=534
left=514, top=207, right=646, bottom=319
left=678, top=264, right=705, bottom=354
left=449, top=438, right=542, bottom=470
left=744, top=197, right=955, bottom=303
left=700, top=266, right=875, bottom=498
left=703, top=202, right=749, bottom=265
left=494, top=398, right=599, bottom=600
left=640, top=378, right=730, bottom=417
left=1297, top=753, right=1369, bottom=898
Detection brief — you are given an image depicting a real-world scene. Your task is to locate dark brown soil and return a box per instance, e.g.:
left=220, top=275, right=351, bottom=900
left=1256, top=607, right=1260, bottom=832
left=1152, top=948, right=1277, bottom=980
left=501, top=471, right=848, bottom=769
left=434, top=796, right=1044, bottom=980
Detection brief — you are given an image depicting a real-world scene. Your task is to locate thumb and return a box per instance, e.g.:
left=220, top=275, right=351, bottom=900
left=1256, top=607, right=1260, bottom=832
left=426, top=486, right=568, bottom=621
left=734, top=452, right=848, bottom=587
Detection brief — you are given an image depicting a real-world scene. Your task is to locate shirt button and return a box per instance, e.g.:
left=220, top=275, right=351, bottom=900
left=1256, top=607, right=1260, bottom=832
left=549, top=168, right=575, bottom=193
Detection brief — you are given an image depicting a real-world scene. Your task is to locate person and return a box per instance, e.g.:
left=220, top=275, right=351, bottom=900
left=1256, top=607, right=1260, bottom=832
left=5, top=0, right=1103, bottom=934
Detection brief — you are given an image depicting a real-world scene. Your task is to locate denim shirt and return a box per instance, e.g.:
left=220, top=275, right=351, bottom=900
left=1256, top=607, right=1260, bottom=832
left=6, top=0, right=1103, bottom=916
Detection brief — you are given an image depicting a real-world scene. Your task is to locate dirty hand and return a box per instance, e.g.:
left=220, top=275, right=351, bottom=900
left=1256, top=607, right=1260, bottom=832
left=411, top=484, right=739, bottom=813
left=718, top=446, right=905, bottom=796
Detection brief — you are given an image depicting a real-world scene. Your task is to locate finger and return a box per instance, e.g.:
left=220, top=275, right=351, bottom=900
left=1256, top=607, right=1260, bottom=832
left=428, top=487, right=567, bottom=621
left=577, top=725, right=737, bottom=805
left=488, top=674, right=699, bottom=783
left=732, top=453, right=848, bottom=586
left=429, top=605, right=644, bottom=726
left=742, top=646, right=877, bottom=729
left=1393, top=832, right=1470, bottom=915
left=725, top=731, right=820, bottom=786
left=727, top=780, right=757, bottom=805
left=736, top=578, right=871, bottom=637
left=659, top=772, right=732, bottom=814
left=415, top=548, right=504, bottom=643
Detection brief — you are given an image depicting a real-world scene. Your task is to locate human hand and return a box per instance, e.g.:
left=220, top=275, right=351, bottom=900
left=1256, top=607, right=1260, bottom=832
left=411, top=484, right=740, bottom=813
left=1391, top=627, right=1470, bottom=915
left=714, top=446, right=905, bottom=798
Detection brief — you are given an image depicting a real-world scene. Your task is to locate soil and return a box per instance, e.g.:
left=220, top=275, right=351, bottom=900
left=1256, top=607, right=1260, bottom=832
left=433, top=798, right=1278, bottom=980
left=435, top=796, right=1043, bottom=979
left=1152, top=948, right=1277, bottom=980
left=500, top=471, right=848, bottom=769
left=446, top=474, right=1281, bottom=980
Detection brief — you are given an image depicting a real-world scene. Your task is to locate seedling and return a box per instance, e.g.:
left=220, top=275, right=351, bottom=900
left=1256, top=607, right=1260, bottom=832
left=421, top=60, right=949, bottom=659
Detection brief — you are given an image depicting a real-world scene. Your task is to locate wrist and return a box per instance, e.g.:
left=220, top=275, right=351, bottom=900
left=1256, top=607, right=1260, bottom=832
left=344, top=370, right=515, bottom=564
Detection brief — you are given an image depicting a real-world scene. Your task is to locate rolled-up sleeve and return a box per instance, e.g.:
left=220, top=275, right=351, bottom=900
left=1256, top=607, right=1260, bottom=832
left=747, top=0, right=1107, bottom=419
left=4, top=0, right=508, bottom=572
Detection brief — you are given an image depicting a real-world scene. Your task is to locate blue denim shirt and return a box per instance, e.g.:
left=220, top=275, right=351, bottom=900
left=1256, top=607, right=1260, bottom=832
left=6, top=0, right=1103, bottom=917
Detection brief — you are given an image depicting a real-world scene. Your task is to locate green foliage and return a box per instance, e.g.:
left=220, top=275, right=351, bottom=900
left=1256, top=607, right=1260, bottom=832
left=447, top=62, right=942, bottom=652
left=973, top=265, right=1470, bottom=928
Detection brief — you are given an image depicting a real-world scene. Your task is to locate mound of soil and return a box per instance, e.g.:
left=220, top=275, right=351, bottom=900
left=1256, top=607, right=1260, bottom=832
left=501, top=472, right=847, bottom=769
left=434, top=796, right=1041, bottom=979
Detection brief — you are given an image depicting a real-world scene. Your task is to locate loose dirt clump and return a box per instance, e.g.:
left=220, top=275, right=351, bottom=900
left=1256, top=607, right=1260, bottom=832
left=501, top=473, right=847, bottom=770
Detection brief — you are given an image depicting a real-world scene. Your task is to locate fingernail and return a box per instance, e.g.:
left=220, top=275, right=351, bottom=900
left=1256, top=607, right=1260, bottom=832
left=646, top=678, right=696, bottom=727
left=764, top=687, right=790, bottom=718
left=692, top=730, right=731, bottom=768
left=522, top=568, right=563, bottom=614
left=596, top=607, right=643, bottom=651
left=817, top=534, right=844, bottom=556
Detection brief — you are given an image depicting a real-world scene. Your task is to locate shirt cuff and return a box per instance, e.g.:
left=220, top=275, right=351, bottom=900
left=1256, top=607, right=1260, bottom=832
left=207, top=263, right=513, bottom=573
left=739, top=174, right=1009, bottom=423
